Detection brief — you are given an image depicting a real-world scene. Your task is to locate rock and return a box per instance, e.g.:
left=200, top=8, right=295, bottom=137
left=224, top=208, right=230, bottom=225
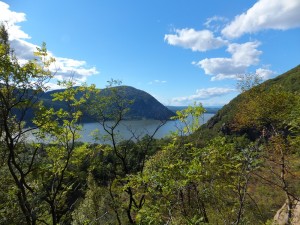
left=273, top=200, right=300, bottom=225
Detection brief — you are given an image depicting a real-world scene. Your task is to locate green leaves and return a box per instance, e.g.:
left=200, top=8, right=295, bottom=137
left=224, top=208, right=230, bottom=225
left=0, top=24, right=58, bottom=224
left=128, top=133, right=262, bottom=224
left=171, top=102, right=206, bottom=136
left=28, top=79, right=93, bottom=224
left=234, top=85, right=297, bottom=134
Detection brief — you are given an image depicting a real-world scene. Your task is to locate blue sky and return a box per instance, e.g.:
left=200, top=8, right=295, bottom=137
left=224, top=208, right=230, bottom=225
left=1, top=0, right=300, bottom=106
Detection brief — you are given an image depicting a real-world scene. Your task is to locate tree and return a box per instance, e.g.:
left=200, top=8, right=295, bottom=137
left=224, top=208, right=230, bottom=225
left=71, top=172, right=113, bottom=225
left=0, top=24, right=54, bottom=224
left=233, top=85, right=296, bottom=133
left=80, top=80, right=166, bottom=224
left=171, top=102, right=206, bottom=137
left=236, top=72, right=262, bottom=93
left=288, top=94, right=300, bottom=148
left=126, top=104, right=264, bottom=224
left=189, top=137, right=261, bottom=224
left=233, top=85, right=300, bottom=223
left=33, top=80, right=92, bottom=224
left=0, top=24, right=92, bottom=225
left=127, top=104, right=210, bottom=224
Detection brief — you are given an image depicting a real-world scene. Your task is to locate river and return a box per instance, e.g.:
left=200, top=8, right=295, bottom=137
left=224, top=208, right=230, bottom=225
left=25, top=113, right=214, bottom=144
left=77, top=113, right=214, bottom=143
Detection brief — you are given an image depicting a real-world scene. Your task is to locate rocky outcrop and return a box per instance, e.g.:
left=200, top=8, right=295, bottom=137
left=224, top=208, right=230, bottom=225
left=273, top=200, right=300, bottom=225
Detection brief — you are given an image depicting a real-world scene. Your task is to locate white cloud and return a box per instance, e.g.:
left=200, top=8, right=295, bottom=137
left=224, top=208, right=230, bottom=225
left=10, top=39, right=99, bottom=83
left=204, top=16, right=228, bottom=32
left=211, top=73, right=239, bottom=81
left=228, top=42, right=261, bottom=66
left=222, top=0, right=300, bottom=38
left=148, top=80, right=167, bottom=85
left=0, top=1, right=99, bottom=84
left=45, top=82, right=62, bottom=90
left=195, top=41, right=262, bottom=80
left=50, top=57, right=99, bottom=81
left=172, top=87, right=235, bottom=105
left=0, top=1, right=30, bottom=40
left=198, top=58, right=244, bottom=80
left=164, top=28, right=227, bottom=52
left=10, top=39, right=37, bottom=61
left=255, top=67, right=276, bottom=80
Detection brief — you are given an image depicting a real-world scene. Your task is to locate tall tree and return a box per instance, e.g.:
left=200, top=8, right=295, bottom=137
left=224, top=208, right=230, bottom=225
left=0, top=24, right=53, bottom=224
left=81, top=80, right=166, bottom=224
left=33, top=80, right=91, bottom=224
left=233, top=85, right=300, bottom=222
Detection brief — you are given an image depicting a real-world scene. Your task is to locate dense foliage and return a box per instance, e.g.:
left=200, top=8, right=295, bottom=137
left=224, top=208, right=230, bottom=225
left=1, top=24, right=300, bottom=225
left=201, top=65, right=300, bottom=138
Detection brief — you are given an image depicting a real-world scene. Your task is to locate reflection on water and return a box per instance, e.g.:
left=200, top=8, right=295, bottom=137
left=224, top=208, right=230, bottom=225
left=25, top=113, right=214, bottom=144
left=78, top=113, right=214, bottom=143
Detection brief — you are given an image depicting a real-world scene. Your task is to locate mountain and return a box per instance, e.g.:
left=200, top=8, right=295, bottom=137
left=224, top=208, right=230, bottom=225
left=97, top=86, right=175, bottom=120
left=40, top=85, right=175, bottom=122
left=167, top=106, right=221, bottom=114
left=200, top=64, right=300, bottom=136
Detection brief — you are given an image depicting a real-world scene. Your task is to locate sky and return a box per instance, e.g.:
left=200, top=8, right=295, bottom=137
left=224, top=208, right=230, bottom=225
left=1, top=0, right=300, bottom=107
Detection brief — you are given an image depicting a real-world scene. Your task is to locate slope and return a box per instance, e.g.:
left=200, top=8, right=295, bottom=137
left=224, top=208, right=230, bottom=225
left=200, top=64, right=300, bottom=137
left=41, top=85, right=175, bottom=122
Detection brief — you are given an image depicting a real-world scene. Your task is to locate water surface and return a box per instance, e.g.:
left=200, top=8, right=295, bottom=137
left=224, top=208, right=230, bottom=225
left=79, top=113, right=214, bottom=143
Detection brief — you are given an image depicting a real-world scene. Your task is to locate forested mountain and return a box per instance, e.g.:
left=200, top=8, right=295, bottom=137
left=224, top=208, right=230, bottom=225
left=201, top=64, right=300, bottom=138
left=96, top=85, right=176, bottom=120
left=21, top=85, right=175, bottom=124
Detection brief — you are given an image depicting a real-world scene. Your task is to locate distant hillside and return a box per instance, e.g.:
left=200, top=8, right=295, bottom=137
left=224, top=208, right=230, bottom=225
left=41, top=85, right=175, bottom=122
left=167, top=106, right=221, bottom=114
left=99, top=86, right=176, bottom=120
left=201, top=64, right=300, bottom=136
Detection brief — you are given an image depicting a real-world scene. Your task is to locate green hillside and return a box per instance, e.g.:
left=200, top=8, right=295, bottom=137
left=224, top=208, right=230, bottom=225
left=97, top=85, right=175, bottom=120
left=41, top=85, right=175, bottom=121
left=263, top=65, right=300, bottom=92
left=201, top=64, right=300, bottom=137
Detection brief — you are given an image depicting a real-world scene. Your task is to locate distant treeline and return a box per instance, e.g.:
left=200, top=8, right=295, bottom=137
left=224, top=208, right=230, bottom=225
left=167, top=105, right=221, bottom=114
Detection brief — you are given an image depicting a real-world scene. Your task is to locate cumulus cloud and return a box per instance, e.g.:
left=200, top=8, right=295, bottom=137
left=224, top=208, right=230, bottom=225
left=222, top=0, right=300, bottom=38
left=228, top=42, right=261, bottom=66
left=0, top=1, right=30, bottom=40
left=164, top=28, right=227, bottom=52
left=10, top=39, right=99, bottom=84
left=194, top=41, right=262, bottom=80
left=172, top=87, right=235, bottom=105
left=0, top=1, right=99, bottom=88
left=50, top=57, right=98, bottom=79
left=10, top=39, right=99, bottom=85
left=10, top=39, right=37, bottom=61
left=255, top=67, right=276, bottom=80
left=204, top=16, right=228, bottom=32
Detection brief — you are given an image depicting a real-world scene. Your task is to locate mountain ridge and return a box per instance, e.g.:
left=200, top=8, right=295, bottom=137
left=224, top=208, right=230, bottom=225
left=42, top=85, right=176, bottom=122
left=200, top=64, right=300, bottom=136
